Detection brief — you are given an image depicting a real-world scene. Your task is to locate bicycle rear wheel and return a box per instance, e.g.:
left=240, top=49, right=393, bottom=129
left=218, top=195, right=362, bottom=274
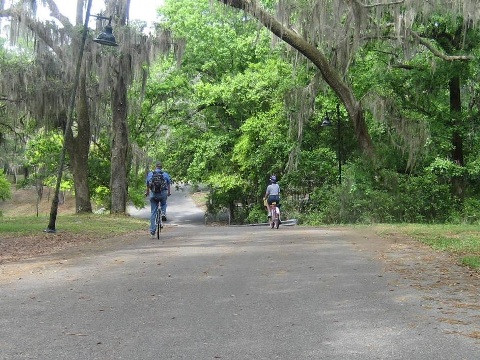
left=270, top=207, right=275, bottom=228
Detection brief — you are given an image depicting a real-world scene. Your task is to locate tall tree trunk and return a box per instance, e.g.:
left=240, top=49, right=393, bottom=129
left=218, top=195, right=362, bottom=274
left=450, top=75, right=465, bottom=199
left=219, top=0, right=374, bottom=157
left=65, top=72, right=92, bottom=213
left=63, top=0, right=92, bottom=214
left=110, top=54, right=130, bottom=214
left=109, top=0, right=130, bottom=214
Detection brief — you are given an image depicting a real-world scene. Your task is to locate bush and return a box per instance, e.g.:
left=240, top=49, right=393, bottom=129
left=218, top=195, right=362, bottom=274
left=456, top=198, right=480, bottom=224
left=0, top=170, right=12, bottom=201
left=246, top=205, right=267, bottom=224
left=304, top=164, right=457, bottom=224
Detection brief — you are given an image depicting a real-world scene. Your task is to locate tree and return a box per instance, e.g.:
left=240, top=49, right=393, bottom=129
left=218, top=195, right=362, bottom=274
left=140, top=0, right=302, bottom=217
left=0, top=0, right=94, bottom=215
left=218, top=0, right=374, bottom=156
left=106, top=0, right=130, bottom=214
left=218, top=1, right=480, bottom=159
left=104, top=0, right=170, bottom=213
left=1, top=0, right=168, bottom=217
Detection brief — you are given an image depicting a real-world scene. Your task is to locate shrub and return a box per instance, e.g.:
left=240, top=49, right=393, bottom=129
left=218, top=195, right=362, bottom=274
left=246, top=205, right=266, bottom=224
left=304, top=164, right=457, bottom=224
left=0, top=170, right=12, bottom=201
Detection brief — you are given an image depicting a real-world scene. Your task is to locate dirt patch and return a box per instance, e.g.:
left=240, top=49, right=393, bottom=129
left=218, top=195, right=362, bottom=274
left=0, top=186, right=99, bottom=265
left=0, top=186, right=75, bottom=217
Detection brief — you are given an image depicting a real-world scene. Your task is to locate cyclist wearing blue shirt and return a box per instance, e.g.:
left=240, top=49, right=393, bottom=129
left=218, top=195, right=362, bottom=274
left=146, top=162, right=171, bottom=235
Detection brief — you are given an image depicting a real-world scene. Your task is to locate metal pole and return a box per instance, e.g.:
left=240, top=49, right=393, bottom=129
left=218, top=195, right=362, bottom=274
left=46, top=0, right=93, bottom=232
left=336, top=104, right=341, bottom=184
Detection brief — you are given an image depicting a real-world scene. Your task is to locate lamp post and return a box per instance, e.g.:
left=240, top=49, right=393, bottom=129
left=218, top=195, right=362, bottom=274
left=46, top=0, right=118, bottom=232
left=321, top=104, right=342, bottom=184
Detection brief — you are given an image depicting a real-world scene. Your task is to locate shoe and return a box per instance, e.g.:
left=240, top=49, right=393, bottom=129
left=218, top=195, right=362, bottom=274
left=162, top=215, right=167, bottom=221
left=150, top=232, right=155, bottom=238
left=267, top=215, right=271, bottom=219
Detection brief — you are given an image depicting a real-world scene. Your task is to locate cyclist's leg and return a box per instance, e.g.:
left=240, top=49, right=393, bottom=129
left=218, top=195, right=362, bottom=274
left=160, top=190, right=168, bottom=220
left=267, top=196, right=274, bottom=219
left=264, top=199, right=270, bottom=218
left=149, top=196, right=159, bottom=235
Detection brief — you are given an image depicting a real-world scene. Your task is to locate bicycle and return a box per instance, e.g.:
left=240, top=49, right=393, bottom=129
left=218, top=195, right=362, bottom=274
left=268, top=201, right=280, bottom=229
left=153, top=202, right=164, bottom=239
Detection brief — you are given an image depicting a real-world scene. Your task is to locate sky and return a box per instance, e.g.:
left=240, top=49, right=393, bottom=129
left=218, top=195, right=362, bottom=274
left=1, top=1, right=164, bottom=40
left=48, top=1, right=164, bottom=29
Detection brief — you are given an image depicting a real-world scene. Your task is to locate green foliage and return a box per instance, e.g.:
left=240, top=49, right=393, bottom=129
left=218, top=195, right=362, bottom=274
left=131, top=0, right=304, bottom=216
left=233, top=103, right=292, bottom=185
left=130, top=0, right=480, bottom=226
left=206, top=173, right=246, bottom=213
left=305, top=161, right=456, bottom=224
left=23, top=130, right=73, bottom=190
left=0, top=170, right=12, bottom=210
left=92, top=186, right=110, bottom=209
left=162, top=0, right=269, bottom=75
left=88, top=138, right=112, bottom=208
left=282, top=147, right=337, bottom=191
left=246, top=205, right=268, bottom=224
left=427, top=157, right=466, bottom=178
left=187, top=133, right=236, bottom=183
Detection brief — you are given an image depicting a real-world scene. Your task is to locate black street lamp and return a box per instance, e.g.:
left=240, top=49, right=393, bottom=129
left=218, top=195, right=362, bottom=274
left=321, top=104, right=342, bottom=184
left=92, top=15, right=118, bottom=46
left=46, top=0, right=118, bottom=232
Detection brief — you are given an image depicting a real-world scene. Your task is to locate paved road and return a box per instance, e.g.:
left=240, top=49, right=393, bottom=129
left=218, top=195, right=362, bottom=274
left=1, top=188, right=479, bottom=359
left=127, top=184, right=206, bottom=226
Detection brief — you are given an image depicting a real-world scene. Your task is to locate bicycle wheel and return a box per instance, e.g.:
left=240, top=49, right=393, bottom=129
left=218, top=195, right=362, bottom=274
left=274, top=214, right=280, bottom=229
left=270, top=208, right=275, bottom=228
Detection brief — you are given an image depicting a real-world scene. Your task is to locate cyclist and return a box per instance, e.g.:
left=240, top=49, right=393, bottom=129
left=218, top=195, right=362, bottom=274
left=145, top=161, right=171, bottom=236
left=264, top=175, right=280, bottom=221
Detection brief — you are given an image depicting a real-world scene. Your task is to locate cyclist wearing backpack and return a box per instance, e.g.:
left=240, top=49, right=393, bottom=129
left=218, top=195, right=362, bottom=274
left=146, top=162, right=171, bottom=236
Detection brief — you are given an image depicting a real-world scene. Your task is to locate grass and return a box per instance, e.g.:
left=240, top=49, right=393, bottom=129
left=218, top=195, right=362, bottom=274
left=373, top=223, right=480, bottom=270
left=0, top=213, right=146, bottom=237
left=2, top=210, right=480, bottom=271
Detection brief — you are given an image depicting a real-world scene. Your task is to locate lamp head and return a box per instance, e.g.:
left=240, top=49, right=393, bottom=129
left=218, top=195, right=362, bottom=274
left=93, top=19, right=118, bottom=46
left=321, top=115, right=332, bottom=127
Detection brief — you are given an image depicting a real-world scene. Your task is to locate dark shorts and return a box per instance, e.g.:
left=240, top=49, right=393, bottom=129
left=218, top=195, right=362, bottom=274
left=267, top=195, right=280, bottom=205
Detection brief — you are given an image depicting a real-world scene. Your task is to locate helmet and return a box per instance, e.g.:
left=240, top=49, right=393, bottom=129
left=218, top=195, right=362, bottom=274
left=269, top=175, right=277, bottom=183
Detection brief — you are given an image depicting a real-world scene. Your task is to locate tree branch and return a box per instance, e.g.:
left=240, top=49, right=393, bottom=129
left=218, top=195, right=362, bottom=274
left=355, top=0, right=405, bottom=8
left=219, top=0, right=375, bottom=156
left=411, top=31, right=474, bottom=62
left=43, top=0, right=73, bottom=29
left=0, top=1, right=74, bottom=63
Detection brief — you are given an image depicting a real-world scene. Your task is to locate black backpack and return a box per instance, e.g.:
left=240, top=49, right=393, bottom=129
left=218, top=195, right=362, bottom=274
left=149, top=171, right=167, bottom=193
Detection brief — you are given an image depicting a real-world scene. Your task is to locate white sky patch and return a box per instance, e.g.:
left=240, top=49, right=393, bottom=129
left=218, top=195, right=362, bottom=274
left=2, top=1, right=164, bottom=40
left=31, top=1, right=164, bottom=30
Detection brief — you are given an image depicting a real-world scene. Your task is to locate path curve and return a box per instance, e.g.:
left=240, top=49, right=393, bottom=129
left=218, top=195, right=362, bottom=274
left=127, top=184, right=205, bottom=226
